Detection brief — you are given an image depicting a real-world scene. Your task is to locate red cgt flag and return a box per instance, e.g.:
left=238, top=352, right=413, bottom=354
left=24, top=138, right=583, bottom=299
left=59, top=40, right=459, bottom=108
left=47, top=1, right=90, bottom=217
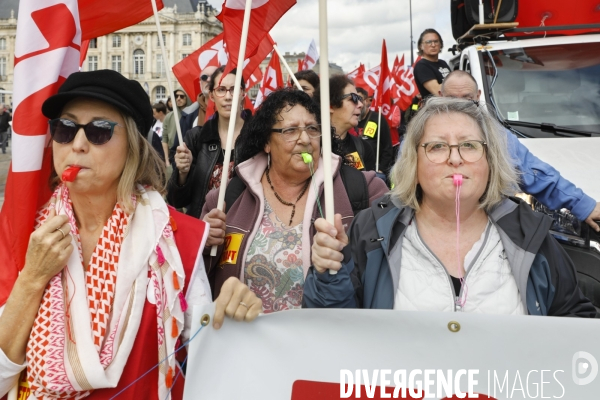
left=172, top=32, right=275, bottom=100
left=0, top=0, right=164, bottom=306
left=254, top=50, right=284, bottom=108
left=217, top=0, right=295, bottom=76
left=392, top=54, right=420, bottom=111
left=371, top=40, right=397, bottom=144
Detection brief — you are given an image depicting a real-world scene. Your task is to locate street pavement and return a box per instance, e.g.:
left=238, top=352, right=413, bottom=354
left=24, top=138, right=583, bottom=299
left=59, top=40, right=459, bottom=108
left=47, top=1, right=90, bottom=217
left=0, top=138, right=11, bottom=210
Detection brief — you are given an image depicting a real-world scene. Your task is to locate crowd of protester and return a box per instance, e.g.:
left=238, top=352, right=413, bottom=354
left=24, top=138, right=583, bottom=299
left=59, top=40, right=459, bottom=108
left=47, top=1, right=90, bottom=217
left=1, top=27, right=599, bottom=400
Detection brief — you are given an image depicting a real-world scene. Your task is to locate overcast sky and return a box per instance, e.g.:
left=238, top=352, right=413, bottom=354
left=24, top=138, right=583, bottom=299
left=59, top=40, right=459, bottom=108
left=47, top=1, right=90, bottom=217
left=205, top=0, right=456, bottom=72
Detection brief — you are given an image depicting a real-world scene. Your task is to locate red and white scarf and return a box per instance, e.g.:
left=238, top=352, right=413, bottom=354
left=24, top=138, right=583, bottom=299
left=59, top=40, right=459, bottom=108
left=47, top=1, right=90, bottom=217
left=25, top=184, right=186, bottom=400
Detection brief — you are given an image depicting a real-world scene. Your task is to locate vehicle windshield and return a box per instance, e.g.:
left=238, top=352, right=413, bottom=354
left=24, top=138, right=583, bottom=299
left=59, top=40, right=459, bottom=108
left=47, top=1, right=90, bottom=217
left=484, top=42, right=600, bottom=132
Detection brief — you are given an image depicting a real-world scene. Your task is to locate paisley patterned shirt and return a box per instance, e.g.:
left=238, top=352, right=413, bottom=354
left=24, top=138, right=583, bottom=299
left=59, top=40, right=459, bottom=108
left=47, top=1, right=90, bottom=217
left=244, top=199, right=304, bottom=313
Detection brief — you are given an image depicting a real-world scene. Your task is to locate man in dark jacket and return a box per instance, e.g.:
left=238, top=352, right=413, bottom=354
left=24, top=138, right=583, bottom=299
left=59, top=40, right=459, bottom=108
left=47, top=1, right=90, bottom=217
left=355, top=87, right=394, bottom=177
left=0, top=104, right=11, bottom=154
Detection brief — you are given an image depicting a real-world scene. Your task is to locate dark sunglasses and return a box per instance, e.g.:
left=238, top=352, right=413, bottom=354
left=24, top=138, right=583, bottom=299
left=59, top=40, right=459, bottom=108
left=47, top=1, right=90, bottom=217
left=49, top=118, right=121, bottom=145
left=341, top=92, right=363, bottom=104
left=175, top=94, right=186, bottom=99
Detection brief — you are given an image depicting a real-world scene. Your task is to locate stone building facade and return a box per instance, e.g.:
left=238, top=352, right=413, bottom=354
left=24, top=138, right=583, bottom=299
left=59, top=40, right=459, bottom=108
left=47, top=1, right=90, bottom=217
left=0, top=0, right=222, bottom=105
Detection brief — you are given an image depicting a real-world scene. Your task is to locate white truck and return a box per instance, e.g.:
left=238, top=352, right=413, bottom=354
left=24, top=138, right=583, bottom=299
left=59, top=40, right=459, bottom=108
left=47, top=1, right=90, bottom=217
left=449, top=24, right=600, bottom=313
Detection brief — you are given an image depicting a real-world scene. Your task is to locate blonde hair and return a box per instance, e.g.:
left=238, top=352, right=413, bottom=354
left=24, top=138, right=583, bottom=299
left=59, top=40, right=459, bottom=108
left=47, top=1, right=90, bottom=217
left=118, top=114, right=166, bottom=212
left=50, top=113, right=166, bottom=213
left=390, top=97, right=519, bottom=212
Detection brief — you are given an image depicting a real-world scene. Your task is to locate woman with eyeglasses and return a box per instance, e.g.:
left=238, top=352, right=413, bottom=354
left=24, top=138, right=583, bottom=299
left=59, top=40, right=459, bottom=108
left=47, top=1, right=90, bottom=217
left=314, top=75, right=377, bottom=172
left=0, top=70, right=261, bottom=400
left=413, top=28, right=451, bottom=99
left=167, top=65, right=249, bottom=218
left=304, top=97, right=596, bottom=318
left=199, top=88, right=388, bottom=312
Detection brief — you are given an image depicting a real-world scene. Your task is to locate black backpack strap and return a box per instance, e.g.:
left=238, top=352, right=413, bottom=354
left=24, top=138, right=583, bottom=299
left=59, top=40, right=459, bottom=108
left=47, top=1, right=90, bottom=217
left=224, top=175, right=247, bottom=213
left=339, top=164, right=369, bottom=215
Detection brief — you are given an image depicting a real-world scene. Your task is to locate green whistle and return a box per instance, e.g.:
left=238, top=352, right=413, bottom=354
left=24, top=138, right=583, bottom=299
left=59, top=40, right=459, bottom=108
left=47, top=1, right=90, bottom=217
left=301, top=152, right=313, bottom=164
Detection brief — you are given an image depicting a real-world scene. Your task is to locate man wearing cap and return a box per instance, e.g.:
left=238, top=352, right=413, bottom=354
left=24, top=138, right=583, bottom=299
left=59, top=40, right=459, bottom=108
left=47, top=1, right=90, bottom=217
left=162, top=88, right=191, bottom=171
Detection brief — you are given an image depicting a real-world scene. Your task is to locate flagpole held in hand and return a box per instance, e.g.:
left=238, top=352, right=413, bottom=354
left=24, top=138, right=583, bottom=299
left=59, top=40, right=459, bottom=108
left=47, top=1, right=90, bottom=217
left=210, top=0, right=253, bottom=257
left=318, top=0, right=336, bottom=275
left=272, top=44, right=303, bottom=91
left=151, top=0, right=184, bottom=146
left=376, top=106, right=382, bottom=172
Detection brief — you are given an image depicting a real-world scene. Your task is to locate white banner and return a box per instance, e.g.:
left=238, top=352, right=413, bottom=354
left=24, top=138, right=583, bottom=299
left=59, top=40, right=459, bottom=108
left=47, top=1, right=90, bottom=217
left=185, top=305, right=600, bottom=399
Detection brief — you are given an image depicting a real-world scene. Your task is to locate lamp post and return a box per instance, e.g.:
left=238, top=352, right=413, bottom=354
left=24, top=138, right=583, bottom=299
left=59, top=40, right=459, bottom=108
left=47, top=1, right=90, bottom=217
left=409, top=0, right=414, bottom=65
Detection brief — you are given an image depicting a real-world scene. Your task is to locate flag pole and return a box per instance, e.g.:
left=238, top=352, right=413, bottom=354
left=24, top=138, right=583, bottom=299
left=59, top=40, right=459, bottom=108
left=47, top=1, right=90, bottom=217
left=318, top=0, right=337, bottom=274
left=272, top=44, right=303, bottom=91
left=151, top=0, right=184, bottom=146
left=376, top=106, right=382, bottom=172
left=210, top=0, right=253, bottom=256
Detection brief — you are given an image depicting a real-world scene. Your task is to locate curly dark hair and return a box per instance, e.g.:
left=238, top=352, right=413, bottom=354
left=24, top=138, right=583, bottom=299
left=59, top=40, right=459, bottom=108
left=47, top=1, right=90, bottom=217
left=417, top=28, right=443, bottom=56
left=208, top=65, right=246, bottom=92
left=313, top=74, right=354, bottom=109
left=294, top=70, right=320, bottom=89
left=236, top=88, right=320, bottom=164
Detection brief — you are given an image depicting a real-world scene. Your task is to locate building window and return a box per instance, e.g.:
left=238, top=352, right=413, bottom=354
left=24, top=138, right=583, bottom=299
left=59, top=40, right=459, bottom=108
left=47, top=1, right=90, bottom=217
left=181, top=53, right=189, bottom=60
left=156, top=54, right=165, bottom=77
left=0, top=88, right=4, bottom=104
left=183, top=34, right=192, bottom=46
left=111, top=55, right=122, bottom=73
left=157, top=34, right=166, bottom=46
left=133, top=49, right=145, bottom=75
left=89, top=38, right=97, bottom=49
left=112, top=35, right=121, bottom=48
left=88, top=55, right=98, bottom=71
left=155, top=86, right=166, bottom=102
left=0, top=38, right=6, bottom=51
left=0, top=57, right=6, bottom=78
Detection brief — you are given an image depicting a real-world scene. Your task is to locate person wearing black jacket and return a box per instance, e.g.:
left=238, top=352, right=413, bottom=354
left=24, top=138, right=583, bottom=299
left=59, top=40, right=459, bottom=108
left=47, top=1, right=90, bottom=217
left=413, top=28, right=451, bottom=99
left=314, top=75, right=376, bottom=172
left=167, top=66, right=247, bottom=218
left=0, top=104, right=11, bottom=154
left=355, top=87, right=394, bottom=177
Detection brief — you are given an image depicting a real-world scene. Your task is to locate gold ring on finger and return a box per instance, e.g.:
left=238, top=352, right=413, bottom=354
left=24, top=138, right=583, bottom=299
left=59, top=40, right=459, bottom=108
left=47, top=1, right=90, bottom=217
left=239, top=301, right=248, bottom=309
left=56, top=227, right=66, bottom=239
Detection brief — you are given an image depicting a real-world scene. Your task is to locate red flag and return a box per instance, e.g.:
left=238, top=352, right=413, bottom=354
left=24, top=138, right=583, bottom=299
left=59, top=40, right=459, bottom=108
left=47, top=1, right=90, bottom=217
left=372, top=40, right=394, bottom=121
left=217, top=0, right=295, bottom=76
left=172, top=33, right=274, bottom=100
left=79, top=0, right=164, bottom=40
left=0, top=0, right=164, bottom=306
left=391, top=55, right=420, bottom=111
left=172, top=34, right=227, bottom=100
left=245, top=65, right=263, bottom=91
left=347, top=64, right=365, bottom=80
left=297, top=59, right=304, bottom=72
left=254, top=51, right=284, bottom=108
left=301, top=39, right=319, bottom=70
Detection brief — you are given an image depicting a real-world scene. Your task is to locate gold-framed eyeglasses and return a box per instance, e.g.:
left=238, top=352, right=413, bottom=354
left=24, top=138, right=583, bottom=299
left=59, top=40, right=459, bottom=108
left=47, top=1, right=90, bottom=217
left=420, top=140, right=487, bottom=163
left=424, top=40, right=440, bottom=46
left=271, top=124, right=322, bottom=142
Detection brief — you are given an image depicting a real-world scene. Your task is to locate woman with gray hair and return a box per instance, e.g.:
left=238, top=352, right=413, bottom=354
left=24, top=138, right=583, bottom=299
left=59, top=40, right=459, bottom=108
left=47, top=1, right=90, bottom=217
left=302, top=97, right=595, bottom=317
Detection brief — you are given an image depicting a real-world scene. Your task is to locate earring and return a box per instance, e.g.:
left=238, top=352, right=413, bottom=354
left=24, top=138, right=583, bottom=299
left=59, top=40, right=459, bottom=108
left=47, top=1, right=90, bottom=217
left=267, top=152, right=271, bottom=169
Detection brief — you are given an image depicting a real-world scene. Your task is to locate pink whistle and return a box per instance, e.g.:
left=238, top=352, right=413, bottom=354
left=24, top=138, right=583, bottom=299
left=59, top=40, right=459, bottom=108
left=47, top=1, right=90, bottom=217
left=453, top=174, right=463, bottom=187
left=61, top=166, right=82, bottom=182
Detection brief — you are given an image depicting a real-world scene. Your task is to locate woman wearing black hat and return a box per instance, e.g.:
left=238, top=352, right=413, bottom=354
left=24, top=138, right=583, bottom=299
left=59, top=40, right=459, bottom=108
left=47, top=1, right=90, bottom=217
left=0, top=69, right=261, bottom=400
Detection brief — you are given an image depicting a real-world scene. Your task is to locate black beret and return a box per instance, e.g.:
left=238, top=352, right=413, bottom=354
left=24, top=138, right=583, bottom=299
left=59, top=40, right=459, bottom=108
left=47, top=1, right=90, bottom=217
left=42, top=69, right=153, bottom=135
